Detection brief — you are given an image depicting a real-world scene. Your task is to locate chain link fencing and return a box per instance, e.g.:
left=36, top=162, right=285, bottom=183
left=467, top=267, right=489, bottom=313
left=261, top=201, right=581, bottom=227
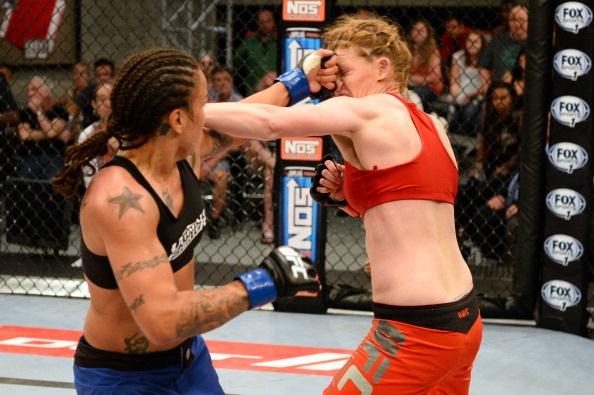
left=1, top=0, right=590, bottom=327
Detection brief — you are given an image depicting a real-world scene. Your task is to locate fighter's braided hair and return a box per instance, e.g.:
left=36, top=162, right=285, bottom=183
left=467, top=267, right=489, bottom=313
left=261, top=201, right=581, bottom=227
left=52, top=47, right=200, bottom=197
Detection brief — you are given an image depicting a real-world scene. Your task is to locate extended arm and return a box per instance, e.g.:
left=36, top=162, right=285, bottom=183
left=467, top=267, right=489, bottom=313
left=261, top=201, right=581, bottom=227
left=204, top=95, right=371, bottom=141
left=196, top=49, right=338, bottom=163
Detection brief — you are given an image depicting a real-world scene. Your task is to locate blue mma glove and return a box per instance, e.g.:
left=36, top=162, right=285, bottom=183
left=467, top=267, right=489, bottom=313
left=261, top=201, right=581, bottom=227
left=236, top=246, right=319, bottom=308
left=276, top=53, right=334, bottom=105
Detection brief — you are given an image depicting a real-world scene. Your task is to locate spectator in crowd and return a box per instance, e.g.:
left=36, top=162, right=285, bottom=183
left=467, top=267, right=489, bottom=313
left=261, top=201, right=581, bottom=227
left=59, top=62, right=92, bottom=136
left=503, top=171, right=519, bottom=264
left=492, top=1, right=517, bottom=37
left=93, top=57, right=116, bottom=84
left=509, top=49, right=526, bottom=105
left=245, top=71, right=277, bottom=244
left=234, top=9, right=277, bottom=95
left=449, top=29, right=488, bottom=136
left=200, top=147, right=231, bottom=240
left=77, top=82, right=117, bottom=188
left=406, top=18, right=444, bottom=112
left=199, top=51, right=216, bottom=91
left=466, top=169, right=520, bottom=264
left=439, top=14, right=470, bottom=80
left=78, top=57, right=116, bottom=129
left=205, top=66, right=277, bottom=243
left=479, top=4, right=528, bottom=87
left=17, top=76, right=70, bottom=180
left=202, top=66, right=241, bottom=239
left=457, top=82, right=520, bottom=260
left=0, top=65, right=20, bottom=186
left=208, top=65, right=243, bottom=103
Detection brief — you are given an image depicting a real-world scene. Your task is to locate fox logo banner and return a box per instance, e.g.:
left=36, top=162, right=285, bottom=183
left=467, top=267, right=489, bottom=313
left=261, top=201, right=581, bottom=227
left=553, top=49, right=592, bottom=80
left=550, top=96, right=590, bottom=127
left=541, top=0, right=592, bottom=335
left=555, top=2, right=593, bottom=33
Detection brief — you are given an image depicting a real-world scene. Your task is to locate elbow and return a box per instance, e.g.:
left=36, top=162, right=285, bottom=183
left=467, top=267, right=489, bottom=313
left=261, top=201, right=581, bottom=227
left=137, top=307, right=180, bottom=346
left=143, top=327, right=173, bottom=347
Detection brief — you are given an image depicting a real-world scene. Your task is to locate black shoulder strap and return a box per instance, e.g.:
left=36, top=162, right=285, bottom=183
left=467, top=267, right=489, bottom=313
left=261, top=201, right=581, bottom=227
left=106, top=156, right=164, bottom=208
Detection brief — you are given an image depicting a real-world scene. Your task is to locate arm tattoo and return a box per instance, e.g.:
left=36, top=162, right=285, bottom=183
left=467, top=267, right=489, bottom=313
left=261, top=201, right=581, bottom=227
left=162, top=189, right=174, bottom=211
left=116, top=253, right=168, bottom=281
left=109, top=186, right=145, bottom=219
left=129, top=294, right=145, bottom=314
left=175, top=282, right=249, bottom=339
left=124, top=332, right=149, bottom=354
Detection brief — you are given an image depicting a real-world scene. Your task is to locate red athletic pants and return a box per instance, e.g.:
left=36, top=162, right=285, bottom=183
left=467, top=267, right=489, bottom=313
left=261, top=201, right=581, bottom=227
left=324, top=316, right=483, bottom=395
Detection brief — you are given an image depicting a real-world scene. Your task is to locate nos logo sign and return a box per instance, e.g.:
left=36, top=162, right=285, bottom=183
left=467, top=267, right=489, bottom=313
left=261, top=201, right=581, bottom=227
left=283, top=0, right=325, bottom=22
left=553, top=49, right=592, bottom=80
left=544, top=234, right=584, bottom=266
left=541, top=280, right=582, bottom=311
left=550, top=96, right=590, bottom=127
left=545, top=188, right=586, bottom=220
left=547, top=142, right=588, bottom=174
left=555, top=2, right=593, bottom=33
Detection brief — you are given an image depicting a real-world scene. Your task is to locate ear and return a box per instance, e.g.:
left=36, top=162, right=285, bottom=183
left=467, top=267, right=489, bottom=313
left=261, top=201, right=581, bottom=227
left=376, top=57, right=391, bottom=81
left=167, top=108, right=184, bottom=136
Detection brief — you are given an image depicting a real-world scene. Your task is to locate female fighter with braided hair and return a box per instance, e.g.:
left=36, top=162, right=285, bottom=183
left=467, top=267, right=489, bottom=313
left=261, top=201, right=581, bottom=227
left=52, top=47, right=335, bottom=394
left=205, top=14, right=482, bottom=394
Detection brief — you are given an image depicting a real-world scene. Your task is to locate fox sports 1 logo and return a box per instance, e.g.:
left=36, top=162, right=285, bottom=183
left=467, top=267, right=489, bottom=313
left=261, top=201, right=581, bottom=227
left=543, top=234, right=584, bottom=266
left=541, top=280, right=582, bottom=311
left=550, top=96, right=590, bottom=127
left=547, top=142, right=588, bottom=174
left=546, top=188, right=586, bottom=220
left=555, top=2, right=593, bottom=33
left=553, top=49, right=592, bottom=80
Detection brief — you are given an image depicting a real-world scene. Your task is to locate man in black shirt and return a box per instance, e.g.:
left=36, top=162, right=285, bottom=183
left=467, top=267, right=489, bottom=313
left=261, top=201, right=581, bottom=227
left=17, top=76, right=70, bottom=180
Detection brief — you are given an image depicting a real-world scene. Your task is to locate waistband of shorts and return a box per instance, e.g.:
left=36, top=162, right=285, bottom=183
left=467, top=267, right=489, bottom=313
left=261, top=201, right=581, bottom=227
left=74, top=336, right=196, bottom=371
left=372, top=289, right=479, bottom=333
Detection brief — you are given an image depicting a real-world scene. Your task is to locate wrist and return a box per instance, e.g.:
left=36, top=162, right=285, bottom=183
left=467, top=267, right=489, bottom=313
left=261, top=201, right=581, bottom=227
left=275, top=69, right=310, bottom=105
left=235, top=268, right=277, bottom=308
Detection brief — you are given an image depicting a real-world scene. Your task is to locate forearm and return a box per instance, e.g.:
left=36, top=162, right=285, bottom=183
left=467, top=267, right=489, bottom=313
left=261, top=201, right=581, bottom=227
left=0, top=110, right=19, bottom=126
left=19, top=127, right=46, bottom=141
left=205, top=103, right=278, bottom=140
left=242, top=82, right=290, bottom=106
left=173, top=281, right=249, bottom=340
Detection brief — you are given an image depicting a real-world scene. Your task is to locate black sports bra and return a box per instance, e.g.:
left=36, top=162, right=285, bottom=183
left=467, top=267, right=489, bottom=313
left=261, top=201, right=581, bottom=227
left=81, top=156, right=206, bottom=289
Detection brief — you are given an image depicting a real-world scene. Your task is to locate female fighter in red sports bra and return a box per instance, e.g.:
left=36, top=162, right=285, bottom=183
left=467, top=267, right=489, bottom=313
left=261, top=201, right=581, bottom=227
left=205, top=14, right=482, bottom=395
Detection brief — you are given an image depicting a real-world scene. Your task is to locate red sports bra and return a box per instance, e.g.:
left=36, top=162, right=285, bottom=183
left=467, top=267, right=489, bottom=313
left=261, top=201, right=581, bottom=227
left=343, top=93, right=458, bottom=216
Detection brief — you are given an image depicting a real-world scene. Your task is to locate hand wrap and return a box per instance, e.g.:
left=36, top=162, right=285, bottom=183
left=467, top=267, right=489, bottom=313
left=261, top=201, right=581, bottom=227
left=310, top=154, right=347, bottom=207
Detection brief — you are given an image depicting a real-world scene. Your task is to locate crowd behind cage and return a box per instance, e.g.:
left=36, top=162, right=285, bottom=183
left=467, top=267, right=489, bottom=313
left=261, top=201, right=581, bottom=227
left=0, top=2, right=528, bottom=266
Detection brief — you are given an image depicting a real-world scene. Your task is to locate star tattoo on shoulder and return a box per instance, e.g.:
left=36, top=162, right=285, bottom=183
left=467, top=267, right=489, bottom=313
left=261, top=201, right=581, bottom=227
left=109, top=186, right=145, bottom=219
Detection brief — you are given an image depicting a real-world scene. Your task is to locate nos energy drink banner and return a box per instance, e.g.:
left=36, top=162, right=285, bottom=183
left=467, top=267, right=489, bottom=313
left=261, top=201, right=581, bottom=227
left=540, top=1, right=593, bottom=335
left=273, top=0, right=333, bottom=313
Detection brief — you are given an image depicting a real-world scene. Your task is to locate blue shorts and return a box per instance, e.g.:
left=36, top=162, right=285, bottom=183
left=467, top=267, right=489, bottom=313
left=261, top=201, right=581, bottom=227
left=73, top=336, right=224, bottom=395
